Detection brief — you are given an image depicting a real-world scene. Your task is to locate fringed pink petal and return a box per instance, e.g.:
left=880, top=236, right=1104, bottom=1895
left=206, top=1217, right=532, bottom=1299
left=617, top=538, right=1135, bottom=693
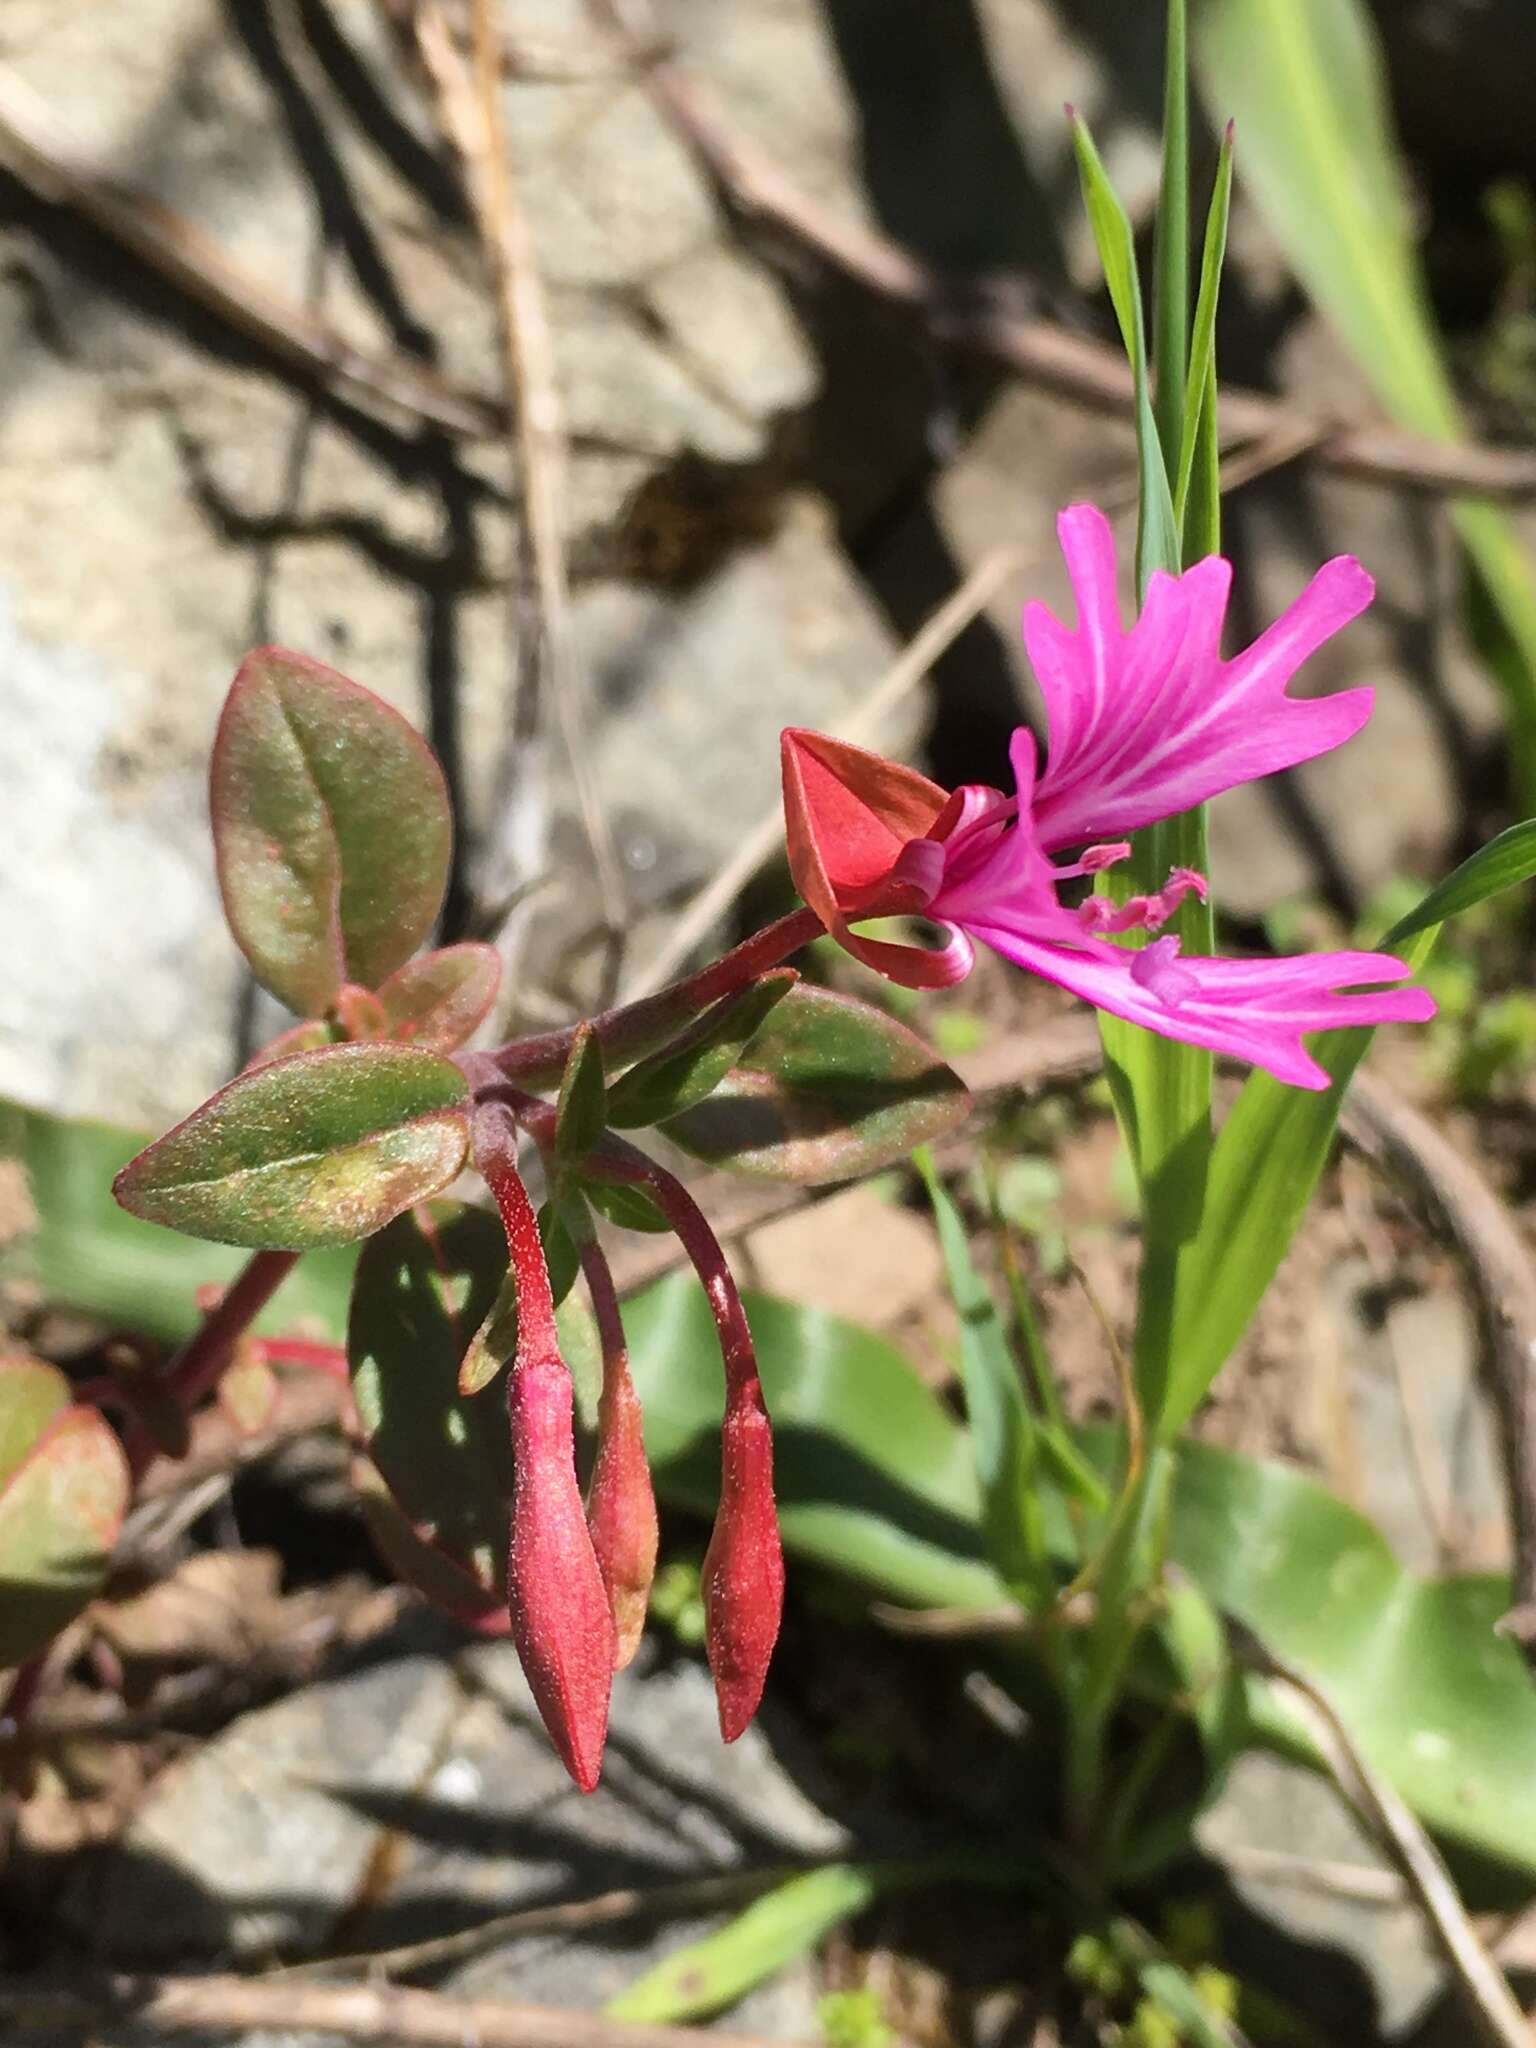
left=1026, top=506, right=1375, bottom=851
left=958, top=928, right=1435, bottom=1090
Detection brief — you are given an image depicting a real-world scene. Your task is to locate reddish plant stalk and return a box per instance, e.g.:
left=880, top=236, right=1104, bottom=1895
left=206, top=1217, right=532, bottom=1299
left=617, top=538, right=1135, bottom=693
left=119, top=1250, right=299, bottom=1481
left=580, top=1135, right=783, bottom=1743
left=472, top=1102, right=615, bottom=1790
left=577, top=1235, right=659, bottom=1670
left=484, top=906, right=820, bottom=1090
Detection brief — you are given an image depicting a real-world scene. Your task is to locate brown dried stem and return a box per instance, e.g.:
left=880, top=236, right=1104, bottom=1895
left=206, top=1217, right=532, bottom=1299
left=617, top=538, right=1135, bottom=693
left=0, top=63, right=501, bottom=440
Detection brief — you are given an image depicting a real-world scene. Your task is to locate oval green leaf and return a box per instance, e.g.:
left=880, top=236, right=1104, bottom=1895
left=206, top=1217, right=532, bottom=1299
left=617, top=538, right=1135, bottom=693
left=211, top=648, right=451, bottom=1015
left=378, top=944, right=503, bottom=1052
left=112, top=1044, right=470, bottom=1250
left=349, top=1204, right=511, bottom=1605
left=660, top=984, right=970, bottom=1184
left=0, top=1357, right=130, bottom=1667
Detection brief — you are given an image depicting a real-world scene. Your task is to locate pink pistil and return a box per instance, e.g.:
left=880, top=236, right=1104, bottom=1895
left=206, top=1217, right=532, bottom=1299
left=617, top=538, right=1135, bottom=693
left=1077, top=865, right=1209, bottom=936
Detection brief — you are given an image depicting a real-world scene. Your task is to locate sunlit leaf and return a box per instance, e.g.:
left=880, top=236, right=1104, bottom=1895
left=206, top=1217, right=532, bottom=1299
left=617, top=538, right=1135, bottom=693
left=112, top=1044, right=470, bottom=1250
left=0, top=1356, right=130, bottom=1667
left=661, top=984, right=969, bottom=1184
left=211, top=648, right=451, bottom=1014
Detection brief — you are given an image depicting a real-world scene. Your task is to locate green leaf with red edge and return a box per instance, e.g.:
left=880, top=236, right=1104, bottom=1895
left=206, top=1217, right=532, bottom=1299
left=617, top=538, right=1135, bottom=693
left=112, top=1044, right=470, bottom=1250
left=210, top=647, right=451, bottom=1016
left=349, top=1204, right=511, bottom=1606
left=606, top=972, right=797, bottom=1130
left=0, top=1355, right=130, bottom=1667
left=583, top=1180, right=673, bottom=1234
left=660, top=984, right=970, bottom=1183
left=378, top=944, right=503, bottom=1052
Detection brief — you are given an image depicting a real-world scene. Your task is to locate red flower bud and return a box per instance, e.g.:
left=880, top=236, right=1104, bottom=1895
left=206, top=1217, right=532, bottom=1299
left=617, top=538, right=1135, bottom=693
left=507, top=1351, right=616, bottom=1792
left=701, top=1381, right=784, bottom=1742
left=474, top=1101, right=615, bottom=1791
left=578, top=1237, right=658, bottom=1670
left=587, top=1357, right=658, bottom=1671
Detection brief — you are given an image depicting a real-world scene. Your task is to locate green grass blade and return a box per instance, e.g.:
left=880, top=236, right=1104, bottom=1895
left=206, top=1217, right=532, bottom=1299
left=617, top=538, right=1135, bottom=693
left=1070, top=112, right=1180, bottom=595
left=917, top=1149, right=1047, bottom=1599
left=1073, top=105, right=1214, bottom=1421
left=1152, top=0, right=1190, bottom=478
left=1195, top=0, right=1536, bottom=805
left=605, top=1864, right=885, bottom=2022
left=1175, top=128, right=1234, bottom=545
left=1379, top=817, right=1536, bottom=946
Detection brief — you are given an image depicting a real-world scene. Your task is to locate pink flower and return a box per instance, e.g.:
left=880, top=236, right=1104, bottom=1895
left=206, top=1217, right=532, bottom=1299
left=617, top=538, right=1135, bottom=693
left=782, top=504, right=1435, bottom=1090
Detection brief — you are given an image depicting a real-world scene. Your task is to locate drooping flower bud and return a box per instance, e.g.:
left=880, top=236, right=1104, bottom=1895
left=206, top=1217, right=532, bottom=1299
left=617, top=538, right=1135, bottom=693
left=473, top=1101, right=616, bottom=1791
left=580, top=1241, right=658, bottom=1670
left=588, top=1144, right=784, bottom=1740
left=701, top=1379, right=783, bottom=1742
left=506, top=1350, right=616, bottom=1791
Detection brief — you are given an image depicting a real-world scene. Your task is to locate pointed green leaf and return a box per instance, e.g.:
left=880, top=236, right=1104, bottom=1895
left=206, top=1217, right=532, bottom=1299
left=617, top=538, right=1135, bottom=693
left=1175, top=126, right=1233, bottom=542
left=1155, top=813, right=1534, bottom=1428
left=1379, top=818, right=1536, bottom=948
left=584, top=1180, right=673, bottom=1234
left=555, top=1023, right=607, bottom=1165
left=660, top=984, right=970, bottom=1184
left=606, top=1865, right=887, bottom=2023
left=378, top=944, right=502, bottom=1053
left=1070, top=112, right=1180, bottom=596
left=1152, top=0, right=1190, bottom=478
left=211, top=648, right=451, bottom=1014
left=349, top=1204, right=510, bottom=1603
left=112, top=1044, right=470, bottom=1250
left=0, top=1357, right=130, bottom=1667
left=607, top=972, right=797, bottom=1130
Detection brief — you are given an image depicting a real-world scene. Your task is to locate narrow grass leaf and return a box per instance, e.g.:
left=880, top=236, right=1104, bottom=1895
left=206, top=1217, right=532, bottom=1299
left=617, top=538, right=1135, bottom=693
left=917, top=1150, right=1045, bottom=1598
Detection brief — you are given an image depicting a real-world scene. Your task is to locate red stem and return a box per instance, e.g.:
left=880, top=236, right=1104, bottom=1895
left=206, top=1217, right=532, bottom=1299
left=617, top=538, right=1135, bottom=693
left=470, top=1102, right=560, bottom=1360
left=480, top=907, right=821, bottom=1091
left=120, top=1251, right=299, bottom=1482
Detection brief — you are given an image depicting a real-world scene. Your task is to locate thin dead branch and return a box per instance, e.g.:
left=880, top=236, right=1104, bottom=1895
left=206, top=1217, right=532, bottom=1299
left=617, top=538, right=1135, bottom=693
left=273, top=1867, right=792, bottom=1982
left=0, top=1975, right=803, bottom=2048
left=590, top=0, right=1536, bottom=504
left=0, top=63, right=501, bottom=440
left=421, top=0, right=626, bottom=959
left=1231, top=1620, right=1530, bottom=2048
left=1345, top=1069, right=1536, bottom=1656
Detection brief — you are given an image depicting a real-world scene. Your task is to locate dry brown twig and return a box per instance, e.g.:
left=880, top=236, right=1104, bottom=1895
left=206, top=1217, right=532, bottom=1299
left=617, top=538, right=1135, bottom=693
left=411, top=0, right=627, bottom=1003
left=0, top=62, right=502, bottom=441
left=1230, top=1620, right=1530, bottom=2048
left=0, top=1975, right=801, bottom=2048
left=589, top=0, right=1536, bottom=504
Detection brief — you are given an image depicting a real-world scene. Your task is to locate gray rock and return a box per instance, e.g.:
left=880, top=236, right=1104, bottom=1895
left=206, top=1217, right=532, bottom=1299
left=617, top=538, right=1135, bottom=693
left=1199, top=1751, right=1443, bottom=2040
left=71, top=1613, right=843, bottom=2039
